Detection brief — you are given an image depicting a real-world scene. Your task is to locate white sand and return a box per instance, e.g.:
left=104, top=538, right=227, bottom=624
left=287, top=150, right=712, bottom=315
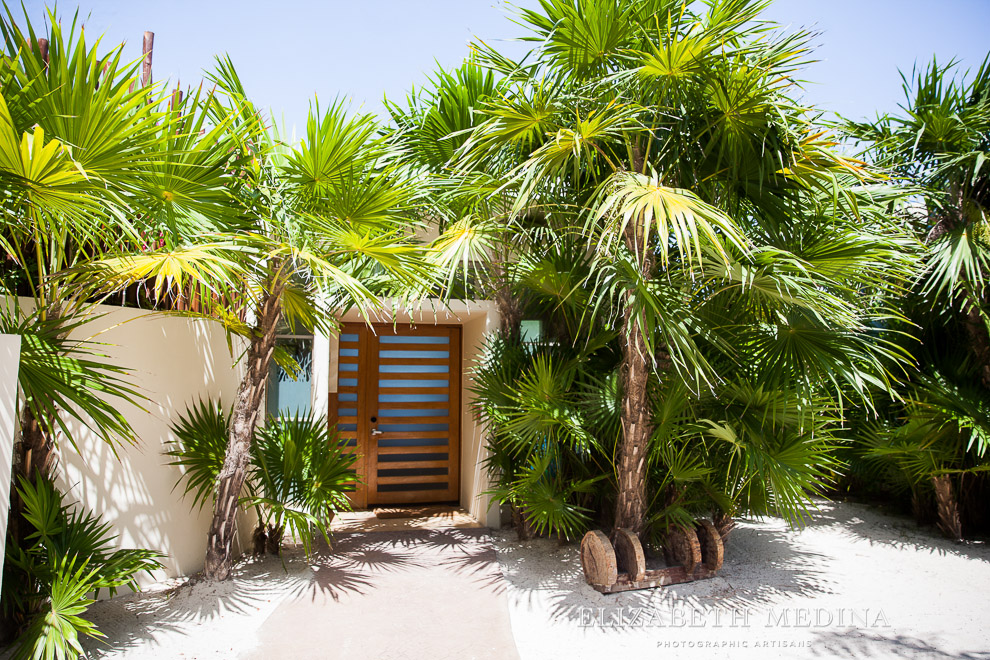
left=6, top=500, right=987, bottom=659
left=494, top=501, right=990, bottom=659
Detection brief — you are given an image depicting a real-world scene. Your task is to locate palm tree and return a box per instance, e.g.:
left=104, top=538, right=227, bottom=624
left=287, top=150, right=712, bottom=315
left=845, top=55, right=990, bottom=387
left=0, top=8, right=185, bottom=484
left=844, top=55, right=990, bottom=538
left=85, top=61, right=433, bottom=580
left=386, top=59, right=534, bottom=338
left=0, top=9, right=251, bottom=652
left=459, top=0, right=915, bottom=537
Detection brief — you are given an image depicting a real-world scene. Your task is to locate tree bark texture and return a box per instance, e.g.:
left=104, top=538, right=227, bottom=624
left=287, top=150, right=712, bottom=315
left=933, top=474, right=963, bottom=541
left=203, top=281, right=284, bottom=580
left=495, top=282, right=522, bottom=340
left=613, top=207, right=656, bottom=535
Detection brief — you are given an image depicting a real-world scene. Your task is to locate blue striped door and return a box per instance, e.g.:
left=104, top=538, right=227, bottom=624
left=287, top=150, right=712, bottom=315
left=331, top=324, right=461, bottom=506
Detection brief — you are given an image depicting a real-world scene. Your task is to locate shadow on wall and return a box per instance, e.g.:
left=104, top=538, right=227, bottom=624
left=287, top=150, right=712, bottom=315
left=54, top=305, right=249, bottom=585
left=459, top=310, right=500, bottom=528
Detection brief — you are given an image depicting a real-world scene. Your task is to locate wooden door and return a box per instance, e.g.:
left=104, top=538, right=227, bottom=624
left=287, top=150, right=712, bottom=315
left=330, top=323, right=461, bottom=506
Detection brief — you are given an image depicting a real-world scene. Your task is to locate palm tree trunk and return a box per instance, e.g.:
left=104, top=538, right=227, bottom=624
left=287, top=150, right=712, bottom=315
left=963, top=303, right=990, bottom=390
left=496, top=287, right=523, bottom=339
left=928, top=184, right=990, bottom=390
left=203, top=281, right=284, bottom=581
left=614, top=297, right=653, bottom=534
left=16, top=409, right=56, bottom=482
left=713, top=511, right=736, bottom=541
left=933, top=474, right=963, bottom=541
left=14, top=302, right=65, bottom=483
left=491, top=255, right=532, bottom=538
left=612, top=182, right=660, bottom=533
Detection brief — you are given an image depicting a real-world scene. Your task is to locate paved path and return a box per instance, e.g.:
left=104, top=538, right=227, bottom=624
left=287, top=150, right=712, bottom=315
left=244, top=528, right=520, bottom=660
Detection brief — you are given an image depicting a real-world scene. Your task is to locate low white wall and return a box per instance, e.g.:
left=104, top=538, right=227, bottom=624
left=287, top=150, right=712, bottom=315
left=10, top=296, right=502, bottom=587
left=0, top=334, right=22, bottom=593
left=53, top=305, right=251, bottom=584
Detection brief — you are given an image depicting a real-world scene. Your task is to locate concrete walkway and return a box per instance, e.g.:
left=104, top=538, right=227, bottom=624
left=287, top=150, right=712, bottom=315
left=244, top=528, right=520, bottom=660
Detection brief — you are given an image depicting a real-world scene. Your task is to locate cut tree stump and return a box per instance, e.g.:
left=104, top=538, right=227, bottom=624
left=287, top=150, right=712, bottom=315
left=580, top=519, right=725, bottom=594
left=580, top=530, right=617, bottom=588
left=696, top=519, right=724, bottom=571
left=613, top=528, right=646, bottom=581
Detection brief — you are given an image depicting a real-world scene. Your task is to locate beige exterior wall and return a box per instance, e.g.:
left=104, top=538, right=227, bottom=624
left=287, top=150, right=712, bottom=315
left=6, top=297, right=501, bottom=585
left=52, top=305, right=252, bottom=585
left=0, top=334, right=21, bottom=592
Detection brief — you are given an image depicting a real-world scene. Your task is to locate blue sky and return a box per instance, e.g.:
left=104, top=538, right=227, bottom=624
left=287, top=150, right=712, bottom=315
left=21, top=0, right=990, bottom=133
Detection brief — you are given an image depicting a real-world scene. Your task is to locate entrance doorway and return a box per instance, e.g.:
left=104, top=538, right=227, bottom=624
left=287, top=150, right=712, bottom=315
left=330, top=323, right=461, bottom=507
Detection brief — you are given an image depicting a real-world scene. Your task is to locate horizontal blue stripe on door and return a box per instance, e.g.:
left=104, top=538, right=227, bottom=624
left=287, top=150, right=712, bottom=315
left=339, top=378, right=357, bottom=387
left=378, top=482, right=447, bottom=492
left=378, top=438, right=448, bottom=447
left=379, top=468, right=448, bottom=477
left=378, top=423, right=449, bottom=432
left=339, top=363, right=358, bottom=372
left=378, top=408, right=447, bottom=417
left=378, top=452, right=448, bottom=462
left=379, top=393, right=449, bottom=403
left=340, top=334, right=359, bottom=342
left=380, top=365, right=449, bottom=373
left=340, top=349, right=359, bottom=357
left=379, top=335, right=449, bottom=344
left=379, top=379, right=448, bottom=388
left=378, top=350, right=449, bottom=359
left=338, top=393, right=358, bottom=402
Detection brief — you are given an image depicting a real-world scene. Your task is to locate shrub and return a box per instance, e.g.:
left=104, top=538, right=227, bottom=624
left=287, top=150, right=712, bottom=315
left=2, top=476, right=163, bottom=660
left=167, top=402, right=357, bottom=557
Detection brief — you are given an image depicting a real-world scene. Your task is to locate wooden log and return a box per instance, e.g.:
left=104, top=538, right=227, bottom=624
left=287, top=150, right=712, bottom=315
left=141, top=31, right=154, bottom=87
left=590, top=564, right=721, bottom=594
left=696, top=519, right=724, bottom=571
left=664, top=526, right=701, bottom=574
left=37, top=37, right=49, bottom=66
left=612, top=528, right=645, bottom=582
left=579, top=530, right=617, bottom=588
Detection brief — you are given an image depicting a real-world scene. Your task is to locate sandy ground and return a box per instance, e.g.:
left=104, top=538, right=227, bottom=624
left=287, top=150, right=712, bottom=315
left=5, top=500, right=988, bottom=659
left=495, top=501, right=990, bottom=660
left=71, top=528, right=518, bottom=660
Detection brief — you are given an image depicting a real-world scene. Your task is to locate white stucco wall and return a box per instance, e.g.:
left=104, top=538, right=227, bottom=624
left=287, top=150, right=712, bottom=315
left=52, top=305, right=252, bottom=584
left=0, top=334, right=22, bottom=592
left=4, top=296, right=502, bottom=587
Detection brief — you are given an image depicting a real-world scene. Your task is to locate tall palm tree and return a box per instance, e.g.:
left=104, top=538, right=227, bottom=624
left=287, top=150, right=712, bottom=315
left=846, top=55, right=990, bottom=388
left=386, top=59, right=536, bottom=338
left=459, top=0, right=915, bottom=536
left=0, top=8, right=182, bottom=483
left=844, top=55, right=990, bottom=538
left=85, top=61, right=433, bottom=580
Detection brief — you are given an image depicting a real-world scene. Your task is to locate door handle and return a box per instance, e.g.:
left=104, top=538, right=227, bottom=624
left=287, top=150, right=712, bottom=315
left=371, top=428, right=384, bottom=436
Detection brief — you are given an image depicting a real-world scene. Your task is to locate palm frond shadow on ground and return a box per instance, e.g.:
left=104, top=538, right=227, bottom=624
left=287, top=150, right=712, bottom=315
left=78, top=557, right=307, bottom=658
left=438, top=545, right=508, bottom=595
left=809, top=631, right=990, bottom=660
left=286, top=528, right=509, bottom=602
left=799, top=501, right=990, bottom=562
left=493, top=521, right=838, bottom=629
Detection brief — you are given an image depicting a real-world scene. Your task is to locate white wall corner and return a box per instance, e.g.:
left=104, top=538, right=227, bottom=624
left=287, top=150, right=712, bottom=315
left=0, top=333, right=22, bottom=592
left=311, top=330, right=330, bottom=419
